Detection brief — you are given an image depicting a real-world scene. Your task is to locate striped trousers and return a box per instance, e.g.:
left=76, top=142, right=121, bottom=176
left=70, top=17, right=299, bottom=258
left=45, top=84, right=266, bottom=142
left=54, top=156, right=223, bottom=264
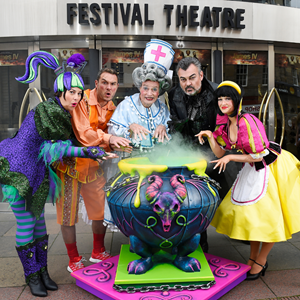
left=10, top=199, right=47, bottom=245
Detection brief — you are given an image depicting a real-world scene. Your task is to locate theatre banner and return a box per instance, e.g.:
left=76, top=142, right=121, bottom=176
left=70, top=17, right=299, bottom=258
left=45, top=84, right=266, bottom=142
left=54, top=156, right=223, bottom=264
left=275, top=54, right=300, bottom=68
left=102, top=49, right=144, bottom=65
left=173, top=49, right=211, bottom=65
left=224, top=51, right=267, bottom=65
left=0, top=50, right=27, bottom=66
left=43, top=48, right=89, bottom=64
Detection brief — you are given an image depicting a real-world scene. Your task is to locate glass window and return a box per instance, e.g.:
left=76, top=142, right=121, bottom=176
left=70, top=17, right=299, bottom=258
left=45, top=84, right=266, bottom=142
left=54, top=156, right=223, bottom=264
left=223, top=50, right=268, bottom=116
left=102, top=48, right=143, bottom=105
left=0, top=50, right=28, bottom=142
left=292, top=68, right=299, bottom=86
left=111, top=63, right=124, bottom=84
left=275, top=53, right=300, bottom=159
left=40, top=48, right=90, bottom=100
left=102, top=48, right=211, bottom=104
left=262, top=65, right=268, bottom=86
left=226, top=0, right=293, bottom=7
left=290, top=0, right=300, bottom=8
left=171, top=49, right=211, bottom=87
left=236, top=65, right=248, bottom=87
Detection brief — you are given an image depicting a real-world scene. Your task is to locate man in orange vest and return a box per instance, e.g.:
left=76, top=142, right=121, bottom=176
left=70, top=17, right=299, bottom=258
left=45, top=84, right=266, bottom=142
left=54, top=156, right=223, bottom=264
left=56, top=68, right=131, bottom=272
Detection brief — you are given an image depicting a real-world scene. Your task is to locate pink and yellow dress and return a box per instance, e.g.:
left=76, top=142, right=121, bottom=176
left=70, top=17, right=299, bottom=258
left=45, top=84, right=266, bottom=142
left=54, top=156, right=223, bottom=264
left=210, top=113, right=300, bottom=242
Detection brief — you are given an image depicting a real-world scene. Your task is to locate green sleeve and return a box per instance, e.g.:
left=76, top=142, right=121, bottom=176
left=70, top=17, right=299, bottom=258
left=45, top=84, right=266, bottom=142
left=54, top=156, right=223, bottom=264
left=34, top=99, right=73, bottom=141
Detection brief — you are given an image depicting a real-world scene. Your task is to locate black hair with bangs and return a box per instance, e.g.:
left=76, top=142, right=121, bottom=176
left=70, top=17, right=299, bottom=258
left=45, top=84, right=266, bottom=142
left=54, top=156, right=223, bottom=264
left=214, top=85, right=242, bottom=117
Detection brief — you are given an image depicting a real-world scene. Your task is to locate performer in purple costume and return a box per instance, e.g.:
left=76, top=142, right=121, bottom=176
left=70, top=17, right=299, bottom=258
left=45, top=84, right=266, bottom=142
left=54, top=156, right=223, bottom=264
left=0, top=51, right=116, bottom=297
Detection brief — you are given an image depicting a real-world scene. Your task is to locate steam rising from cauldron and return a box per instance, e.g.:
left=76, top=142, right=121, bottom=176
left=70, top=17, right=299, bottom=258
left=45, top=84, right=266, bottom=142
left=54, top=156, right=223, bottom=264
left=144, top=133, right=213, bottom=167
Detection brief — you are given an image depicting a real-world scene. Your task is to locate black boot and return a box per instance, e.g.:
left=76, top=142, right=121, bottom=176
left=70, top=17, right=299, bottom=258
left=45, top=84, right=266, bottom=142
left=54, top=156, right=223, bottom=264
left=16, top=241, right=48, bottom=297
left=36, top=235, right=58, bottom=291
left=28, top=275, right=48, bottom=297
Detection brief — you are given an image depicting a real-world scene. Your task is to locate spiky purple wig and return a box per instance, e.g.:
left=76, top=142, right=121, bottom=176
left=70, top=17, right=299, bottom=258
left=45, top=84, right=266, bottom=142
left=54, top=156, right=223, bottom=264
left=16, top=50, right=85, bottom=92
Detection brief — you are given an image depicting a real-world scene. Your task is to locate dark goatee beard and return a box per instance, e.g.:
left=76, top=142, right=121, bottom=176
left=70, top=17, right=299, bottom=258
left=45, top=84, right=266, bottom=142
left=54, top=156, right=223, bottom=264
left=184, top=85, right=201, bottom=96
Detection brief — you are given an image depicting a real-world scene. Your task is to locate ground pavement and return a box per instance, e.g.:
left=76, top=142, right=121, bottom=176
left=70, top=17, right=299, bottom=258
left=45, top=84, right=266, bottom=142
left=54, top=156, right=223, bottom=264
left=1, top=202, right=300, bottom=300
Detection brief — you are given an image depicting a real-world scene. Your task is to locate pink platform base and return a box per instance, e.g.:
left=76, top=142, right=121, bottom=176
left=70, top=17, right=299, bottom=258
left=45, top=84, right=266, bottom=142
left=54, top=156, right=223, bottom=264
left=71, top=253, right=250, bottom=300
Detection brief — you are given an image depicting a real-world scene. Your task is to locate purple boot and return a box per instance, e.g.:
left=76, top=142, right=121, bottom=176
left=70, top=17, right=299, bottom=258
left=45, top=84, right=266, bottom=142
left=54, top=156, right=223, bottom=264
left=16, top=241, right=48, bottom=297
left=35, top=235, right=58, bottom=291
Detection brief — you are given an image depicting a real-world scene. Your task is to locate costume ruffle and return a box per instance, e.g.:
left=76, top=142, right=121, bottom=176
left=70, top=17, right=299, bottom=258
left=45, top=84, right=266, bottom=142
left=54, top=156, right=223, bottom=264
left=38, top=140, right=74, bottom=204
left=108, top=93, right=170, bottom=148
left=211, top=150, right=300, bottom=242
left=213, top=114, right=281, bottom=170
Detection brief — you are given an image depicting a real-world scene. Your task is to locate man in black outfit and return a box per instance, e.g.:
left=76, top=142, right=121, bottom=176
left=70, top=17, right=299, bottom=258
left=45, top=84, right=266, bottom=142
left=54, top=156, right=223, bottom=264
left=168, top=57, right=235, bottom=252
left=168, top=57, right=217, bottom=139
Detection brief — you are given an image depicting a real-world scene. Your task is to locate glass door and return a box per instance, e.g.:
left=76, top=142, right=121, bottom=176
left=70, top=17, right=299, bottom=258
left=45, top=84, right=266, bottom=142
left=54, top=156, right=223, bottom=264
left=102, top=47, right=212, bottom=105
left=275, top=53, right=300, bottom=159
left=0, top=50, right=28, bottom=142
left=223, top=50, right=268, bottom=118
left=102, top=48, right=143, bottom=105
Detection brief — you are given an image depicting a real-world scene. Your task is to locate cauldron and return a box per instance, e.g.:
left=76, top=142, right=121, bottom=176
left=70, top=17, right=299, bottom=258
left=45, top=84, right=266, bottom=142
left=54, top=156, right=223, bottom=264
left=106, top=156, right=221, bottom=274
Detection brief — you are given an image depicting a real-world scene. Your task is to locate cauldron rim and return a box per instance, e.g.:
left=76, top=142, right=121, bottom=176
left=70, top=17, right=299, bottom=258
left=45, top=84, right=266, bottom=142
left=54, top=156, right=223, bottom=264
left=118, top=156, right=207, bottom=172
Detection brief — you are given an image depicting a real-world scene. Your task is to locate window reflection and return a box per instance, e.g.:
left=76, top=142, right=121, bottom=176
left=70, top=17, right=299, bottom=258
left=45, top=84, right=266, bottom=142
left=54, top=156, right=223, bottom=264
left=275, top=53, right=300, bottom=159
left=102, top=48, right=211, bottom=105
left=227, top=0, right=295, bottom=7
left=223, top=50, right=268, bottom=117
left=0, top=50, right=28, bottom=142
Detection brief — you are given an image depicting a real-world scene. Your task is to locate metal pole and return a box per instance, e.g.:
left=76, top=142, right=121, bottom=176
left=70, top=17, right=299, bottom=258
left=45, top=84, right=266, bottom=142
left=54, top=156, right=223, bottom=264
left=267, top=43, right=275, bottom=141
left=89, top=36, right=99, bottom=89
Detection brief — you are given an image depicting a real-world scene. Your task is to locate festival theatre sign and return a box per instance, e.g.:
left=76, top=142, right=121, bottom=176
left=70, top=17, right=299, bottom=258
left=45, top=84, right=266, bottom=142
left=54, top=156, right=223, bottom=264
left=67, top=3, right=246, bottom=30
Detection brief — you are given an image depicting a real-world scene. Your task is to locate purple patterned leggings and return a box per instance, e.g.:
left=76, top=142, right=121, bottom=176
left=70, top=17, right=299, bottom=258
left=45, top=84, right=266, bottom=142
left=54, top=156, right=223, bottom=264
left=10, top=198, right=47, bottom=246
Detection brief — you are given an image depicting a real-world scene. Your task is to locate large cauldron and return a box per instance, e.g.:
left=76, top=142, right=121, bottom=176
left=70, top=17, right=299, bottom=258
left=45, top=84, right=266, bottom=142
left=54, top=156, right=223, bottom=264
left=106, top=156, right=221, bottom=274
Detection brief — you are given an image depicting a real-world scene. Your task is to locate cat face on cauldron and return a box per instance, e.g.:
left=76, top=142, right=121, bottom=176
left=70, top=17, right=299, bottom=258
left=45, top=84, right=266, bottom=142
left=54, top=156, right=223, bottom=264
left=146, top=174, right=187, bottom=232
left=152, top=192, right=181, bottom=232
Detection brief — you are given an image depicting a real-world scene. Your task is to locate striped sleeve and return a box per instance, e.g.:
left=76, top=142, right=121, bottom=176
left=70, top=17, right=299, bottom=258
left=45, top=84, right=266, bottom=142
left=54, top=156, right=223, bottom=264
left=239, top=114, right=269, bottom=154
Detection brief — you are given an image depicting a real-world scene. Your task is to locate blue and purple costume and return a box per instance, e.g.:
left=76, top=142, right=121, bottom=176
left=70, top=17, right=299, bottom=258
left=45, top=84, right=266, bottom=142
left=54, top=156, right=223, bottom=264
left=0, top=51, right=106, bottom=296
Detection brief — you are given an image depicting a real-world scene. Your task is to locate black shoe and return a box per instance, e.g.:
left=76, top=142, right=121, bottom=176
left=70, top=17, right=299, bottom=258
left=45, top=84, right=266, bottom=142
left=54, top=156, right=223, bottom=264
left=28, top=275, right=48, bottom=297
left=246, top=261, right=268, bottom=281
left=248, top=257, right=255, bottom=264
left=40, top=268, right=58, bottom=291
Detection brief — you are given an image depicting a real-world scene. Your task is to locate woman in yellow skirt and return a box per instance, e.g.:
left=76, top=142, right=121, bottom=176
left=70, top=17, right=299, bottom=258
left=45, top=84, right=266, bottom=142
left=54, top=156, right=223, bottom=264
left=196, top=80, right=300, bottom=280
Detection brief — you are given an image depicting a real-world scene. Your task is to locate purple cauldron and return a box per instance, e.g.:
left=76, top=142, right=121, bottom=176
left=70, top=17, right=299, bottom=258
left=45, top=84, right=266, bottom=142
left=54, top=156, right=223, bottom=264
left=106, top=156, right=221, bottom=274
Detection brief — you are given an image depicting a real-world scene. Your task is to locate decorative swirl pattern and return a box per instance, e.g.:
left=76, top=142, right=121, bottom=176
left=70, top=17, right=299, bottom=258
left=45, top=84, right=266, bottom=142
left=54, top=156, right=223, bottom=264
left=140, top=293, right=192, bottom=300
left=83, top=261, right=114, bottom=282
left=159, top=240, right=173, bottom=248
left=146, top=216, right=158, bottom=228
left=209, top=258, right=240, bottom=277
left=176, top=215, right=187, bottom=226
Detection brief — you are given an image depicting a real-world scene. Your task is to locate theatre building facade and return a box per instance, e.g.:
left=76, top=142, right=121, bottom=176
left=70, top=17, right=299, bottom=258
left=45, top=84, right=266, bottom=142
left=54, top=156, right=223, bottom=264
left=1, top=0, right=300, bottom=159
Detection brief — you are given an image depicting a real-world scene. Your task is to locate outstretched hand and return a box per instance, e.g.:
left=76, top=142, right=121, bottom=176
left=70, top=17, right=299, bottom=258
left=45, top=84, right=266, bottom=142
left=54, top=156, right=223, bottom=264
left=153, top=125, right=169, bottom=143
left=109, top=136, right=132, bottom=153
left=210, top=156, right=231, bottom=174
left=97, top=152, right=118, bottom=163
left=83, top=146, right=108, bottom=161
left=129, top=123, right=151, bottom=141
left=195, top=130, right=213, bottom=145
left=110, top=144, right=132, bottom=153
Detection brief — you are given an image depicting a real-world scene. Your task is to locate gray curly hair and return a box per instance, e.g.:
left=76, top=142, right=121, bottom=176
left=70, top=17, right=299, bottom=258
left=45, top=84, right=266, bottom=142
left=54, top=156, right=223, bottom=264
left=132, top=62, right=172, bottom=95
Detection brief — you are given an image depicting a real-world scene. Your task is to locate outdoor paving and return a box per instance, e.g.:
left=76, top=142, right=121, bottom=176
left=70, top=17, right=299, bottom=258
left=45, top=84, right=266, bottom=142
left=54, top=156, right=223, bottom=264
left=1, top=202, right=300, bottom=300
